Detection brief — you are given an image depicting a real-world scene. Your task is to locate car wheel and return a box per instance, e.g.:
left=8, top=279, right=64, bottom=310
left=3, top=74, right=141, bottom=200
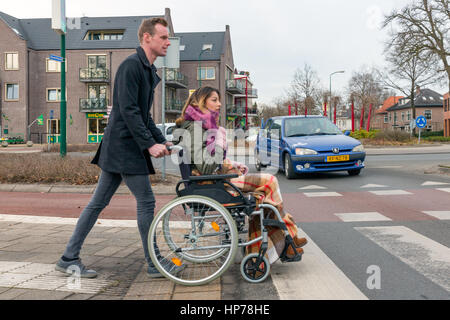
left=348, top=169, right=361, bottom=176
left=284, top=154, right=296, bottom=179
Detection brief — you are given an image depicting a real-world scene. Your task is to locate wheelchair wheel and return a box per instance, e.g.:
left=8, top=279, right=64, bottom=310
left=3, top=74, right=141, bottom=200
left=149, top=195, right=238, bottom=286
left=240, top=253, right=270, bottom=283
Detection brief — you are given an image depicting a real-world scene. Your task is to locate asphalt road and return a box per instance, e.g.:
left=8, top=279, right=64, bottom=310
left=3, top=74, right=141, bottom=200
left=253, top=153, right=450, bottom=300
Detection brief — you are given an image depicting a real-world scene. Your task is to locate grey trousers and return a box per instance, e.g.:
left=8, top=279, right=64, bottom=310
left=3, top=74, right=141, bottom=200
left=62, top=170, right=158, bottom=266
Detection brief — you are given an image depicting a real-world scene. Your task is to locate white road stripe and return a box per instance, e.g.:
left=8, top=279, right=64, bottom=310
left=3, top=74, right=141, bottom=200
left=436, top=188, right=450, bottom=193
left=0, top=214, right=191, bottom=229
left=270, top=227, right=368, bottom=300
left=298, top=185, right=327, bottom=190
left=369, top=190, right=412, bottom=196
left=0, top=214, right=137, bottom=228
left=422, top=211, right=450, bottom=220
left=360, top=184, right=388, bottom=188
left=303, top=192, right=342, bottom=197
left=355, top=226, right=450, bottom=292
left=422, top=181, right=450, bottom=186
left=335, top=212, right=392, bottom=222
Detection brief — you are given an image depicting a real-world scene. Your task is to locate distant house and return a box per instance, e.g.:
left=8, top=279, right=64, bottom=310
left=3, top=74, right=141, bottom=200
left=386, top=87, right=444, bottom=132
left=373, top=96, right=403, bottom=130
left=336, top=107, right=352, bottom=131
left=444, top=92, right=450, bottom=137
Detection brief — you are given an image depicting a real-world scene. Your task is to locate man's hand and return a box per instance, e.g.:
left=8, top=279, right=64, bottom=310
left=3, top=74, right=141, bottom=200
left=148, top=144, right=170, bottom=158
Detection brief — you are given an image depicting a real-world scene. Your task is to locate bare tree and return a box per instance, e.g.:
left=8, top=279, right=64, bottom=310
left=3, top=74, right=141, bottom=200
left=347, top=67, right=386, bottom=129
left=383, top=0, right=450, bottom=93
left=286, top=63, right=323, bottom=115
left=380, top=39, right=444, bottom=132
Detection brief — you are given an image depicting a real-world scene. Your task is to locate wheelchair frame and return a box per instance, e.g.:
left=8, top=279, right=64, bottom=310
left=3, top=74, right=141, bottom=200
left=148, top=145, right=302, bottom=285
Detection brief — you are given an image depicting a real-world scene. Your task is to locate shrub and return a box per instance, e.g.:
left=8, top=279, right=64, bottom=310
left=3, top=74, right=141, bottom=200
left=350, top=129, right=378, bottom=139
left=415, top=130, right=444, bottom=138
left=0, top=153, right=178, bottom=185
left=374, top=130, right=412, bottom=142
left=424, top=136, right=450, bottom=142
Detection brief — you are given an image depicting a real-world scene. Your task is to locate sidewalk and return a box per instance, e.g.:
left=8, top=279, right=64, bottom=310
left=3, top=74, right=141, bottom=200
left=0, top=213, right=224, bottom=300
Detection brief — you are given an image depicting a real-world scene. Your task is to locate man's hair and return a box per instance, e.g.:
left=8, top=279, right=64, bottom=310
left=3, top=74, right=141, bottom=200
left=138, top=17, right=168, bottom=43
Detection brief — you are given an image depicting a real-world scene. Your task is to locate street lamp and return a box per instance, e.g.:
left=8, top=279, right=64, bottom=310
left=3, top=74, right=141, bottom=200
left=329, top=70, right=345, bottom=120
left=198, top=47, right=211, bottom=87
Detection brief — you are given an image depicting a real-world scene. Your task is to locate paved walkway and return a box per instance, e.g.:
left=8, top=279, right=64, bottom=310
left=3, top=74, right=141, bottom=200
left=0, top=213, right=225, bottom=300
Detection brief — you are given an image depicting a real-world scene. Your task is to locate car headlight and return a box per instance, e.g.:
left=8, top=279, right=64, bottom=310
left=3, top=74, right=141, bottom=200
left=295, top=148, right=318, bottom=155
left=352, top=144, right=365, bottom=152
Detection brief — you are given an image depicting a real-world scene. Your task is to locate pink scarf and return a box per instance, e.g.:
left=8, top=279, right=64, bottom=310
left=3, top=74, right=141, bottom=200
left=184, top=105, right=227, bottom=158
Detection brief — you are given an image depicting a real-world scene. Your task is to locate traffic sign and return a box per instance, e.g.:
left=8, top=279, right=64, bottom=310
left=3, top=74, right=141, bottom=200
left=415, top=115, right=427, bottom=129
left=49, top=54, right=63, bottom=62
left=50, top=110, right=54, bottom=120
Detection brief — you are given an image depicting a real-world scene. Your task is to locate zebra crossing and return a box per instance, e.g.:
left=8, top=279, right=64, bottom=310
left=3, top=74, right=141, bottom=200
left=271, top=180, right=450, bottom=299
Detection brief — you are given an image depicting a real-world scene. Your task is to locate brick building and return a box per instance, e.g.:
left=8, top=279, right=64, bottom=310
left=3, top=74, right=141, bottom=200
left=372, top=96, right=403, bottom=130
left=386, top=88, right=444, bottom=132
left=0, top=9, right=257, bottom=144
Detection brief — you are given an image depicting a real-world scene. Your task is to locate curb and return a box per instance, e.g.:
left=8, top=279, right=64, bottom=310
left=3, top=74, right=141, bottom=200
left=0, top=183, right=176, bottom=195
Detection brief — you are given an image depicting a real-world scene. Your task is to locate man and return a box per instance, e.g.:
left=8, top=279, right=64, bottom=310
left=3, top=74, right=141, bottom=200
left=55, top=18, right=184, bottom=278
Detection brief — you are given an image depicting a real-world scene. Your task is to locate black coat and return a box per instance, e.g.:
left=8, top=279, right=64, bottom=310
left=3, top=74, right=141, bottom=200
left=91, top=47, right=166, bottom=175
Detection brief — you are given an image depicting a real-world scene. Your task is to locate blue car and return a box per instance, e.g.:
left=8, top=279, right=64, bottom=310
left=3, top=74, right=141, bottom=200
left=255, top=116, right=366, bottom=179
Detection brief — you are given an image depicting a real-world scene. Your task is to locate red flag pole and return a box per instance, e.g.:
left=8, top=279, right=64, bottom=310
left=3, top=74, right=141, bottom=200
left=295, top=103, right=298, bottom=115
left=333, top=100, right=337, bottom=124
left=360, top=106, right=365, bottom=130
left=324, top=102, right=327, bottom=117
left=305, top=105, right=308, bottom=116
left=351, top=100, right=355, bottom=132
left=366, top=103, right=372, bottom=131
left=288, top=105, right=291, bottom=116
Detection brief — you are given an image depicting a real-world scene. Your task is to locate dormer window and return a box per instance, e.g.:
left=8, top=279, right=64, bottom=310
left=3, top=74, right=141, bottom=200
left=202, top=44, right=213, bottom=51
left=84, top=30, right=124, bottom=40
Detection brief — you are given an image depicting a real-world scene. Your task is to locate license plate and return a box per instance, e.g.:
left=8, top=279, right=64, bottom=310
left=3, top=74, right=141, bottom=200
left=326, top=155, right=349, bottom=162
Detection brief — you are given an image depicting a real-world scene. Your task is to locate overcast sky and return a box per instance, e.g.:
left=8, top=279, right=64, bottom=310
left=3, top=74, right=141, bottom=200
left=1, top=0, right=447, bottom=104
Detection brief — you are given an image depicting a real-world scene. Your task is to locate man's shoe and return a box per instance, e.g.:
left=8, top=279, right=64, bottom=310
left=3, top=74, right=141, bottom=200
left=147, top=265, right=165, bottom=278
left=55, top=258, right=98, bottom=278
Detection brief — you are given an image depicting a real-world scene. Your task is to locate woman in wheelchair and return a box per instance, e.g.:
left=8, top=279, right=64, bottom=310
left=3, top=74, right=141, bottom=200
left=173, top=87, right=307, bottom=265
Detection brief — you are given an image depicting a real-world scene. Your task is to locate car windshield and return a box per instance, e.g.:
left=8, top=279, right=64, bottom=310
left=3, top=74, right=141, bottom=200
left=284, top=117, right=343, bottom=137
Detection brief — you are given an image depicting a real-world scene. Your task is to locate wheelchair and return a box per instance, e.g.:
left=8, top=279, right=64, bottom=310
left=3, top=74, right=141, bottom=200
left=148, top=145, right=302, bottom=286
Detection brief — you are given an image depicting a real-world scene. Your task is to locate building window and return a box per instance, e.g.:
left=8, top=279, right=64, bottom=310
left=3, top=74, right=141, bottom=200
left=5, top=83, right=19, bottom=101
left=202, top=44, right=213, bottom=51
left=5, top=52, right=19, bottom=70
left=384, top=114, right=388, bottom=123
left=424, top=110, right=432, bottom=120
left=394, top=112, right=397, bottom=123
left=47, top=88, right=61, bottom=102
left=401, top=112, right=405, bottom=122
left=407, top=111, right=411, bottom=121
left=389, top=113, right=392, bottom=123
left=84, top=30, right=124, bottom=41
left=46, top=59, right=62, bottom=72
left=87, top=55, right=107, bottom=69
left=197, top=67, right=215, bottom=80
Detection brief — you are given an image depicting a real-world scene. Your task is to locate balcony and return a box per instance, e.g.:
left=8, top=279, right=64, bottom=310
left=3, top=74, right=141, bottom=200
left=226, top=79, right=245, bottom=94
left=226, top=104, right=244, bottom=115
left=234, top=88, right=258, bottom=99
left=79, top=98, right=108, bottom=112
left=79, top=68, right=110, bottom=82
left=165, top=99, right=184, bottom=113
left=165, top=69, right=188, bottom=89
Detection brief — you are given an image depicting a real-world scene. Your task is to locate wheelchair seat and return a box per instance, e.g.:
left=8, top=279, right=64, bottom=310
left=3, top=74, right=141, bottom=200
left=172, top=146, right=256, bottom=215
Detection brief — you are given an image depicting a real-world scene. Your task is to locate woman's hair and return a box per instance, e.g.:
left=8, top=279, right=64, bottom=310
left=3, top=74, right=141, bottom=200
left=175, top=86, right=220, bottom=126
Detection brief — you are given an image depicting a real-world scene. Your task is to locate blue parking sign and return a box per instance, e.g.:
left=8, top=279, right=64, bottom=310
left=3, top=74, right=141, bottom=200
left=415, top=115, right=427, bottom=129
